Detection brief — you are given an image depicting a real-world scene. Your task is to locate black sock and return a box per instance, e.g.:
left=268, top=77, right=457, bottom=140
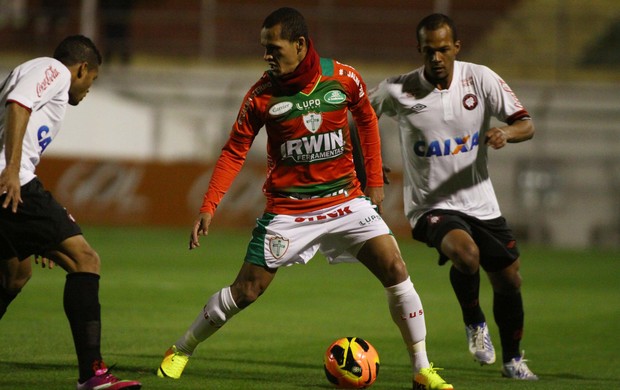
left=64, top=272, right=103, bottom=382
left=0, top=285, right=18, bottom=320
left=450, top=265, right=485, bottom=325
left=493, top=291, right=524, bottom=363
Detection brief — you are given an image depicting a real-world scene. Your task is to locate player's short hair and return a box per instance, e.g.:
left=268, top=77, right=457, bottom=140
left=262, top=7, right=309, bottom=42
left=416, top=13, right=459, bottom=43
left=53, top=35, right=102, bottom=69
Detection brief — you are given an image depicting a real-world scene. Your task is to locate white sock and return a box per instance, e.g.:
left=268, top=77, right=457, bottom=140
left=175, top=286, right=240, bottom=355
left=385, top=277, right=430, bottom=372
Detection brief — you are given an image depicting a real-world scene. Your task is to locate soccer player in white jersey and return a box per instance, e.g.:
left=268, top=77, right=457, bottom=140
left=369, top=13, right=538, bottom=380
left=0, top=35, right=141, bottom=389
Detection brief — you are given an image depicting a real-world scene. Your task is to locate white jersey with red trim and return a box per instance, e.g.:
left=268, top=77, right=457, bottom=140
left=0, top=57, right=71, bottom=186
left=370, top=60, right=530, bottom=226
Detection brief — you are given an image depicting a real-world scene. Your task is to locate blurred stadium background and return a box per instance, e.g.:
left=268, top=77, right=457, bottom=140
left=1, top=0, right=619, bottom=249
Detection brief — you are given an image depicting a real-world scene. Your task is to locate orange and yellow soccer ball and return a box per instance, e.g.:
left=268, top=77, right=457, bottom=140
left=324, top=337, right=380, bottom=388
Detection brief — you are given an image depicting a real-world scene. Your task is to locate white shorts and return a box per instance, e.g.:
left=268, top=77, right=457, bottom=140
left=244, top=197, right=392, bottom=268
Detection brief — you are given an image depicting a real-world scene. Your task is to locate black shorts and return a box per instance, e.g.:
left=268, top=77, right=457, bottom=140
left=0, top=177, right=82, bottom=261
left=412, top=210, right=519, bottom=272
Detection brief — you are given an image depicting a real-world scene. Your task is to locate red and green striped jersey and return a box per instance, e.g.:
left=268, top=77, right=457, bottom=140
left=201, top=58, right=383, bottom=215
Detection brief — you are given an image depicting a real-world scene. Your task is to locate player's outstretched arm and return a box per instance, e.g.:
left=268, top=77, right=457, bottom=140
left=189, top=212, right=213, bottom=250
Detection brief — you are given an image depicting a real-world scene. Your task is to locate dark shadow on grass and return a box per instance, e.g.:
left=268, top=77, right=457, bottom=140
left=110, top=352, right=320, bottom=370
left=0, top=360, right=71, bottom=371
left=107, top=353, right=386, bottom=388
left=447, top=364, right=616, bottom=385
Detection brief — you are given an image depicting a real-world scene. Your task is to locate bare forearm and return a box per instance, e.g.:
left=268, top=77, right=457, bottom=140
left=3, top=102, right=31, bottom=169
left=503, top=118, right=535, bottom=143
left=486, top=118, right=534, bottom=150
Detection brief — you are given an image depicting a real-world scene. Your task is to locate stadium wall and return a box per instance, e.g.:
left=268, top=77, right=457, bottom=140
left=35, top=156, right=409, bottom=234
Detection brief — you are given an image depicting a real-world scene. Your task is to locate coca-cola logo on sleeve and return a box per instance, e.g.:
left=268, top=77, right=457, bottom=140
left=36, top=66, right=60, bottom=97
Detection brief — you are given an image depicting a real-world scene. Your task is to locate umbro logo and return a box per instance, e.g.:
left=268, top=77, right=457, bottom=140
left=409, top=103, right=426, bottom=112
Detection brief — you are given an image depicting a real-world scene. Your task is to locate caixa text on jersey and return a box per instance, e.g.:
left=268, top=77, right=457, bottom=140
left=414, top=131, right=480, bottom=157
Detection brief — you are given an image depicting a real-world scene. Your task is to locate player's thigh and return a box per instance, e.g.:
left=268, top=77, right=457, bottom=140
left=356, top=234, right=408, bottom=287
left=48, top=235, right=100, bottom=274
left=440, top=229, right=480, bottom=272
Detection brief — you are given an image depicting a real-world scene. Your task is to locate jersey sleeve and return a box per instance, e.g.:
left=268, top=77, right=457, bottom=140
left=199, top=85, right=264, bottom=215
left=6, top=58, right=70, bottom=111
left=368, top=78, right=398, bottom=119
left=342, top=65, right=384, bottom=188
left=479, top=65, right=529, bottom=124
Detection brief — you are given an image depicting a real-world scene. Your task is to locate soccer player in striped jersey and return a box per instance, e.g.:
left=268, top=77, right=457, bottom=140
left=370, top=13, right=537, bottom=380
left=157, top=7, right=452, bottom=390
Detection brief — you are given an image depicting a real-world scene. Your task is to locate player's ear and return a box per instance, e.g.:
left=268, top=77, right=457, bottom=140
left=77, top=62, right=89, bottom=78
left=454, top=40, right=461, bottom=54
left=296, top=36, right=306, bottom=53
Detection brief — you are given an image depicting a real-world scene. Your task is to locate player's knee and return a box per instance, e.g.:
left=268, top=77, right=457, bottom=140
left=504, top=271, right=522, bottom=291
left=490, top=268, right=522, bottom=293
left=451, top=242, right=480, bottom=274
left=373, top=254, right=409, bottom=287
left=387, top=257, right=409, bottom=283
left=74, top=247, right=101, bottom=273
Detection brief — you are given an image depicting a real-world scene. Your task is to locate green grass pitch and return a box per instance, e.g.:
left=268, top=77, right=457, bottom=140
left=0, top=225, right=618, bottom=389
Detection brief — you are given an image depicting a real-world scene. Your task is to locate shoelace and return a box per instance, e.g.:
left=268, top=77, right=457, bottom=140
left=513, top=358, right=533, bottom=377
left=473, top=326, right=491, bottom=350
left=96, top=365, right=121, bottom=382
left=473, top=327, right=486, bottom=349
left=426, top=363, right=443, bottom=373
left=423, top=363, right=447, bottom=383
left=506, top=351, right=537, bottom=379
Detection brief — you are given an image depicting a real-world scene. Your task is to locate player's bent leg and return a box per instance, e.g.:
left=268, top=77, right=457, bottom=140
left=440, top=230, right=495, bottom=367
left=158, top=282, right=247, bottom=379
left=158, top=262, right=277, bottom=379
left=157, top=286, right=243, bottom=380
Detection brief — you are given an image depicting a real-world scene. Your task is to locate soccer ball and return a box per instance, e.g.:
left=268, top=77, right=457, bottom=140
left=324, top=337, right=380, bottom=388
